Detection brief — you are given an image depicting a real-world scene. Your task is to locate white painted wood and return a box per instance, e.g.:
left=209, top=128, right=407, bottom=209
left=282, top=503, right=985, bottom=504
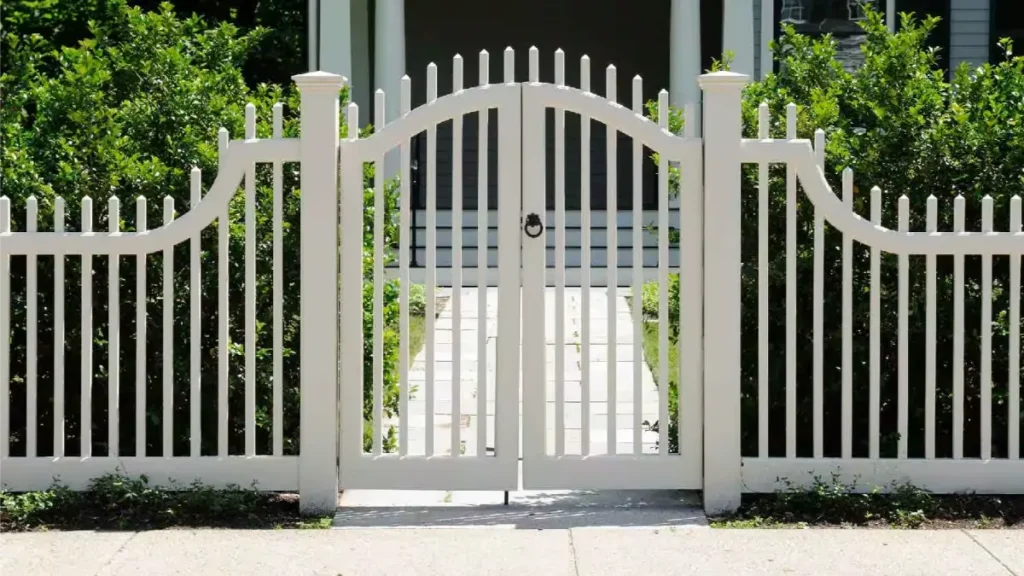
left=272, top=103, right=284, bottom=457
left=522, top=57, right=547, bottom=466
left=136, top=196, right=148, bottom=457
left=495, top=46, right=520, bottom=485
left=474, top=56, right=487, bottom=458
left=425, top=62, right=437, bottom=457
left=0, top=138, right=706, bottom=258
left=1011, top=196, right=1021, bottom=460
left=925, top=195, right=937, bottom=459
left=108, top=196, right=120, bottom=457
left=339, top=77, right=522, bottom=488
left=898, top=195, right=909, bottom=459
left=554, top=49, right=566, bottom=457
left=739, top=141, right=1024, bottom=255
left=742, top=458, right=1024, bottom=494
left=163, top=196, right=174, bottom=458
left=26, top=197, right=38, bottom=457
left=841, top=168, right=853, bottom=460
left=54, top=198, right=65, bottom=457
left=813, top=130, right=825, bottom=459
left=606, top=64, right=618, bottom=455
left=580, top=54, right=592, bottom=457
left=451, top=54, right=464, bottom=458
left=0, top=196, right=8, bottom=459
left=400, top=75, right=412, bottom=457
left=699, top=71, right=747, bottom=514
left=217, top=128, right=230, bottom=458
left=0, top=456, right=299, bottom=492
left=657, top=89, right=669, bottom=457
left=870, top=186, right=881, bottom=460
left=295, top=71, right=343, bottom=513
left=342, top=456, right=515, bottom=490
left=981, top=195, right=993, bottom=460
left=785, top=103, right=797, bottom=459
left=632, top=75, right=644, bottom=455
left=340, top=100, right=365, bottom=471
left=524, top=455, right=701, bottom=490
left=373, top=89, right=386, bottom=457
left=244, top=103, right=257, bottom=457
left=680, top=100, right=703, bottom=472
left=954, top=195, right=965, bottom=459
left=82, top=196, right=94, bottom=458
left=839, top=169, right=856, bottom=457
left=758, top=103, right=769, bottom=458
left=190, top=169, right=201, bottom=458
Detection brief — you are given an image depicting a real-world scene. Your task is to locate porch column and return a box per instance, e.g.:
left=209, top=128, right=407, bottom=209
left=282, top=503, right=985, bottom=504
left=319, top=0, right=370, bottom=121
left=375, top=0, right=405, bottom=126
left=319, top=0, right=351, bottom=79
left=375, top=0, right=405, bottom=176
left=723, top=0, right=755, bottom=77
left=670, top=0, right=703, bottom=135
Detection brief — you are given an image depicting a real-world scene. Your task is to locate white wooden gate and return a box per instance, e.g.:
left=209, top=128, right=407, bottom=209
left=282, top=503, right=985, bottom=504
left=337, top=54, right=522, bottom=490
left=338, top=47, right=703, bottom=491
left=519, top=50, right=703, bottom=489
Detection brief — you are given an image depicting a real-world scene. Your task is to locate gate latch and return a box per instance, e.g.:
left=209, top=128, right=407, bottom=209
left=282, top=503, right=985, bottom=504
left=523, top=213, right=544, bottom=238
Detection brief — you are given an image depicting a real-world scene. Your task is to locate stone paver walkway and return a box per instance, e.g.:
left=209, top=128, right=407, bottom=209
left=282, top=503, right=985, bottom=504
left=387, top=287, right=661, bottom=458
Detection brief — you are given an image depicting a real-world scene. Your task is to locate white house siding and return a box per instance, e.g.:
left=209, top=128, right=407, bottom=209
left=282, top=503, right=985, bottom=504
left=949, top=0, right=990, bottom=71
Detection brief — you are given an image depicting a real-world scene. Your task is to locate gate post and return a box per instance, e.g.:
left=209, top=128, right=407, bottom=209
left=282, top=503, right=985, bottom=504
left=697, top=71, right=748, bottom=515
left=293, top=71, right=344, bottom=514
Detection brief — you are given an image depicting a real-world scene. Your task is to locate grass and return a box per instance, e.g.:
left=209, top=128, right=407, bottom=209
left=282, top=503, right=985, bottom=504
left=0, top=473, right=333, bottom=531
left=709, top=474, right=1024, bottom=529
left=638, top=320, right=679, bottom=390
left=409, top=312, right=427, bottom=360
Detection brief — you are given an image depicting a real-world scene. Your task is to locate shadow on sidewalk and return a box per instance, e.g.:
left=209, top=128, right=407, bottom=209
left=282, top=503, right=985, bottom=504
left=334, top=489, right=708, bottom=529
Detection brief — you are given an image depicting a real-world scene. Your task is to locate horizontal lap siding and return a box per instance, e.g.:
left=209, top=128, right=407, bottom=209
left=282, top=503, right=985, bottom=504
left=949, top=0, right=990, bottom=70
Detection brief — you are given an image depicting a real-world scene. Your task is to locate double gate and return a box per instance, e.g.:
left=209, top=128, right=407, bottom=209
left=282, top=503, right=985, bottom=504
left=337, top=48, right=703, bottom=491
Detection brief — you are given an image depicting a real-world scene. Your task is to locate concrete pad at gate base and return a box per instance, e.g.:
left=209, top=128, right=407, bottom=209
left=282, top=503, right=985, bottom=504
left=89, top=530, right=574, bottom=576
left=0, top=531, right=135, bottom=576
left=570, top=529, right=1017, bottom=576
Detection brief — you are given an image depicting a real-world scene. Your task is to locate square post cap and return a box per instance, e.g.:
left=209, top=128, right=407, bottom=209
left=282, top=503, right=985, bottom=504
left=293, top=71, right=347, bottom=91
left=697, top=71, right=750, bottom=90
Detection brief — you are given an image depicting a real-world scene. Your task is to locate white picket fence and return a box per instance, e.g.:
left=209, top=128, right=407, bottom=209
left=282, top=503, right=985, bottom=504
left=1, top=48, right=1022, bottom=515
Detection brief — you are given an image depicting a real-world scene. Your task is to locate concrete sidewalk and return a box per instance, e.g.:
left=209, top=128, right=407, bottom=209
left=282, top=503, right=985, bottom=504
left=4, top=527, right=1021, bottom=575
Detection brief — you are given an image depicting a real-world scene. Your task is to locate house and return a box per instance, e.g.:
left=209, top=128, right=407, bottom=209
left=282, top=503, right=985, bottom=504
left=308, top=0, right=1023, bottom=283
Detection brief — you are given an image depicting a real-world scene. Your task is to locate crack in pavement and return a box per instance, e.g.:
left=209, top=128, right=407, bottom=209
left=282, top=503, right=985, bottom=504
left=92, top=531, right=139, bottom=576
left=962, top=529, right=1018, bottom=575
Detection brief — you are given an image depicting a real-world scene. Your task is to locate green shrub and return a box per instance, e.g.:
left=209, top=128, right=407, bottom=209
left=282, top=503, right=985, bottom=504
left=645, top=6, right=1024, bottom=458
left=1, top=0, right=400, bottom=456
left=0, top=472, right=329, bottom=530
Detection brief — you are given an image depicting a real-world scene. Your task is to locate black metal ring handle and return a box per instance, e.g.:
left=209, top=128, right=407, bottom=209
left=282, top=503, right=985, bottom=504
left=523, top=213, right=544, bottom=238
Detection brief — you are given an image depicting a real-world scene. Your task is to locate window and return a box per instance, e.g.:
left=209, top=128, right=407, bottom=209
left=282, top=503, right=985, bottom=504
left=781, top=0, right=808, bottom=24
left=775, top=0, right=883, bottom=71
